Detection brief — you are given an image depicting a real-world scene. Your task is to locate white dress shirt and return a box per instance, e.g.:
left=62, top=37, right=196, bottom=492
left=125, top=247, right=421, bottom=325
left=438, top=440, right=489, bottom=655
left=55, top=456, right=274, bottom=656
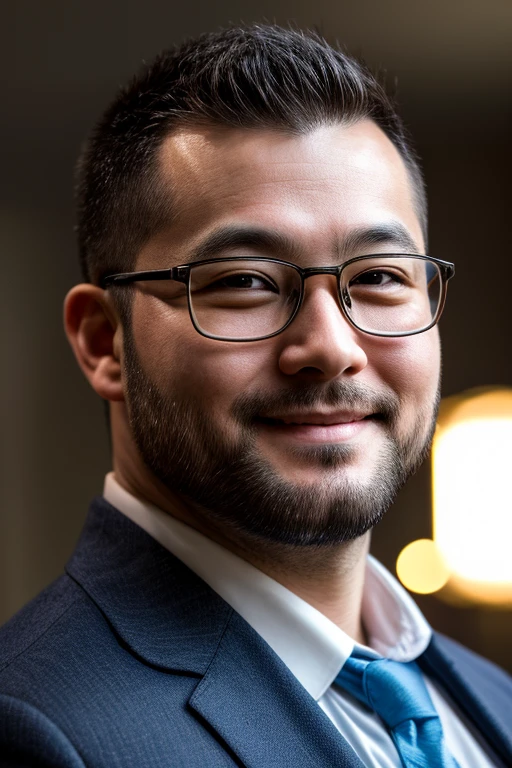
left=104, top=473, right=495, bottom=767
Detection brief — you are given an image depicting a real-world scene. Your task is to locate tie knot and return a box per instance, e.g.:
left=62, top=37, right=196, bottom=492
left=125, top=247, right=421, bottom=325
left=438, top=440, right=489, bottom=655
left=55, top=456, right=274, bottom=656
left=334, top=653, right=460, bottom=767
left=365, top=659, right=438, bottom=728
left=336, top=655, right=438, bottom=729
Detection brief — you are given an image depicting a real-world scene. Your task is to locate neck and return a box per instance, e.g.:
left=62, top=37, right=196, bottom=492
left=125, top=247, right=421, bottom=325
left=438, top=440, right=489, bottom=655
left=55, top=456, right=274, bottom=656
left=239, top=534, right=370, bottom=644
left=113, top=455, right=371, bottom=644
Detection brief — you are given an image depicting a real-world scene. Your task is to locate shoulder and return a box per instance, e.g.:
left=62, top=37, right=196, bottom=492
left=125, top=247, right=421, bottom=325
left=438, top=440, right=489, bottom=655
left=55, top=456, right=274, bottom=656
left=0, top=576, right=105, bottom=766
left=0, top=574, right=121, bottom=701
left=0, top=574, right=196, bottom=766
left=432, top=631, right=511, bottom=688
left=426, top=630, right=512, bottom=719
left=0, top=566, right=153, bottom=689
left=0, top=575, right=83, bottom=674
left=0, top=693, right=86, bottom=768
left=0, top=564, right=236, bottom=767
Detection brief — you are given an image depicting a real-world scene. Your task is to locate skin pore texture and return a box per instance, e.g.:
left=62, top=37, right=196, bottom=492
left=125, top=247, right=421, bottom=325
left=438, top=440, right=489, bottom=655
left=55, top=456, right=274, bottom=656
left=65, top=120, right=441, bottom=644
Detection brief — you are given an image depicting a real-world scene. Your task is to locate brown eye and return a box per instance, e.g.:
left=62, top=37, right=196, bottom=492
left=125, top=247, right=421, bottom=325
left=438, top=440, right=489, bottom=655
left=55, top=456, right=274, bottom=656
left=205, top=273, right=279, bottom=292
left=350, top=270, right=403, bottom=287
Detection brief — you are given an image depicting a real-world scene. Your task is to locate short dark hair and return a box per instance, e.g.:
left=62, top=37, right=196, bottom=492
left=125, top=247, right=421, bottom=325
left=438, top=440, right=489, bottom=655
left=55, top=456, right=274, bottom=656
left=76, top=24, right=427, bottom=286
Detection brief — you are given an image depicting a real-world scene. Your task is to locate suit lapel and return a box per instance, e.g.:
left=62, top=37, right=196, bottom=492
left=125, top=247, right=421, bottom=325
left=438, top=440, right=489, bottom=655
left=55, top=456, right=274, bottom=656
left=189, top=610, right=364, bottom=768
left=419, top=633, right=512, bottom=767
left=66, top=497, right=233, bottom=674
left=67, top=499, right=363, bottom=767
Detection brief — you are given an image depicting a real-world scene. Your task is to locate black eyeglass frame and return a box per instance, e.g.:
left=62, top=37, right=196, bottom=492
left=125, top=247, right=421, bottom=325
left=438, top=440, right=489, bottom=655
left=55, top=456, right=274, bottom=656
left=101, top=253, right=455, bottom=342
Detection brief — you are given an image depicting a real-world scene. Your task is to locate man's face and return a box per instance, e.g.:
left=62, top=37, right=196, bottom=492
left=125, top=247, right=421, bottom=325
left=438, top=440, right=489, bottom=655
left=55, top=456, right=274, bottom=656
left=122, top=120, right=441, bottom=547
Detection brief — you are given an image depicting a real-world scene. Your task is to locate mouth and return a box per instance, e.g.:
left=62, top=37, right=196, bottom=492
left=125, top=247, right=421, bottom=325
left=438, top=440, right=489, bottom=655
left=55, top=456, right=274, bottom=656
left=255, top=412, right=382, bottom=444
left=258, top=412, right=380, bottom=426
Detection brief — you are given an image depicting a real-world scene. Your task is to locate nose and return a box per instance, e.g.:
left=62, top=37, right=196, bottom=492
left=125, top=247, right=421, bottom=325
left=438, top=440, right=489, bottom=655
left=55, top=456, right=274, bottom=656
left=277, top=277, right=368, bottom=379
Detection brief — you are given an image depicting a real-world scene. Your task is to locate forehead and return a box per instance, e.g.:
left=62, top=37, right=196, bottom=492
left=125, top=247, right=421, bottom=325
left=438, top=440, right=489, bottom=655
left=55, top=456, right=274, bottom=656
left=140, top=120, right=424, bottom=267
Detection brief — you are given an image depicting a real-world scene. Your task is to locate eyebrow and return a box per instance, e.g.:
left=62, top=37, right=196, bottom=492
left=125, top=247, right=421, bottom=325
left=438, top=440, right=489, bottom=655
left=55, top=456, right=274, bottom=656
left=339, top=223, right=422, bottom=257
left=187, top=226, right=300, bottom=264
left=185, top=221, right=422, bottom=265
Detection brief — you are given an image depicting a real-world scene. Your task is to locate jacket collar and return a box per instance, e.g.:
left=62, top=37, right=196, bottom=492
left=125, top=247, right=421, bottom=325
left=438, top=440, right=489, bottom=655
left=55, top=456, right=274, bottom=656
left=66, top=497, right=233, bottom=674
left=66, top=498, right=365, bottom=767
left=189, top=609, right=364, bottom=768
left=420, top=634, right=512, bottom=767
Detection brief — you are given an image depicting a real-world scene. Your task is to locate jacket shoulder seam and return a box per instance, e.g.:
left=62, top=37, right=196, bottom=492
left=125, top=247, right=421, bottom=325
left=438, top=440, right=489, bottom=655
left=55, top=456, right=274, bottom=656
left=0, top=585, right=82, bottom=675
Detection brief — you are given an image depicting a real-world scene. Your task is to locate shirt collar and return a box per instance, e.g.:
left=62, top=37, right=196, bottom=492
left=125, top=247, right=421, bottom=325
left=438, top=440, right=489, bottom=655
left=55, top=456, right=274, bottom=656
left=103, top=473, right=431, bottom=700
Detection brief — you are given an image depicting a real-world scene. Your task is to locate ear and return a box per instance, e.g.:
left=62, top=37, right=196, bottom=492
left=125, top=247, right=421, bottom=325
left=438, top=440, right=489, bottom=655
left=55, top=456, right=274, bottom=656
left=64, top=284, right=125, bottom=402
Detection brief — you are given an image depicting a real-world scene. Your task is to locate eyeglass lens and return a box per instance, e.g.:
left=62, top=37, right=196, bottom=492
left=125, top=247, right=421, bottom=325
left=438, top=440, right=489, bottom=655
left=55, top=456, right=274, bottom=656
left=339, top=257, right=441, bottom=336
left=185, top=257, right=442, bottom=340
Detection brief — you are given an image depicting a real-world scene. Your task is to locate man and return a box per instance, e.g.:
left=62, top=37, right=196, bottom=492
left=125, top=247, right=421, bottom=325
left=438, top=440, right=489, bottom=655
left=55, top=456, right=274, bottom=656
left=0, top=24, right=510, bottom=768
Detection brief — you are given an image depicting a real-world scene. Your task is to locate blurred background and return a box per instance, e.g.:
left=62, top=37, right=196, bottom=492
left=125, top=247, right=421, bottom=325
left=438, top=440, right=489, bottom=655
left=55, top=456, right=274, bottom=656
left=1, top=0, right=511, bottom=670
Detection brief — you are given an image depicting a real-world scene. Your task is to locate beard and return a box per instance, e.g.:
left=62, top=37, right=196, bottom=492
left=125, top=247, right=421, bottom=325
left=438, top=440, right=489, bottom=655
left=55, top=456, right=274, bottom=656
left=123, top=328, right=440, bottom=549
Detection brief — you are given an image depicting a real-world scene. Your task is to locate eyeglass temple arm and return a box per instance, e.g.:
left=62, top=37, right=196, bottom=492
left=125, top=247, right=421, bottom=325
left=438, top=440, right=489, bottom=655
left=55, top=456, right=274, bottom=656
left=101, top=267, right=189, bottom=288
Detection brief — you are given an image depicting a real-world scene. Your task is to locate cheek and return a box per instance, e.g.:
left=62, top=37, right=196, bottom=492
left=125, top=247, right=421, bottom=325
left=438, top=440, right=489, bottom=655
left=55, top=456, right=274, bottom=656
left=131, top=296, right=272, bottom=411
left=370, top=330, right=441, bottom=407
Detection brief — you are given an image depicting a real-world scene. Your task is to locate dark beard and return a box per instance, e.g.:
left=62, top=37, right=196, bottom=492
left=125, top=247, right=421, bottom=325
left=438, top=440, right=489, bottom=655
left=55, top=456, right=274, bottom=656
left=123, top=328, right=439, bottom=548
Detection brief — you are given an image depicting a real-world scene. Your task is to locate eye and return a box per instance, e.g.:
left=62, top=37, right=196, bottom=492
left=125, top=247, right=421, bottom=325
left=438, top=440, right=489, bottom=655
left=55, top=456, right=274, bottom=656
left=350, top=269, right=404, bottom=287
left=206, top=272, right=279, bottom=292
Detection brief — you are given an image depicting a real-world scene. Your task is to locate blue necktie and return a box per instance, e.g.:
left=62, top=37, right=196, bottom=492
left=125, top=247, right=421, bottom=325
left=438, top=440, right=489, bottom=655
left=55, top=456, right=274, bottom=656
left=335, top=653, right=460, bottom=767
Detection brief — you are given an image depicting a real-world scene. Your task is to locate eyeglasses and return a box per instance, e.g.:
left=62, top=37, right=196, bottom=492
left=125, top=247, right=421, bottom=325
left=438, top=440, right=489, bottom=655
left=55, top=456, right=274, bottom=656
left=101, top=254, right=455, bottom=342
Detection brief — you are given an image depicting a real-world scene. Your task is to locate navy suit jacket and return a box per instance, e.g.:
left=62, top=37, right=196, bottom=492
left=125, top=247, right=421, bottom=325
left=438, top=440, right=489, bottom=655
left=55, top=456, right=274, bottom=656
left=1, top=498, right=511, bottom=767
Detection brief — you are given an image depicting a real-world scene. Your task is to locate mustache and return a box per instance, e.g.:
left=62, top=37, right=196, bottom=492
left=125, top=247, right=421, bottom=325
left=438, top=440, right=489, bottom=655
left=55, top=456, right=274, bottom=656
left=231, top=380, right=400, bottom=427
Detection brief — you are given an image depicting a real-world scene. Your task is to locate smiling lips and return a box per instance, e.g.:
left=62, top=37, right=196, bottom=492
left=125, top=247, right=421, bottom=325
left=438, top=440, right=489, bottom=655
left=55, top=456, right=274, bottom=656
left=258, top=411, right=377, bottom=443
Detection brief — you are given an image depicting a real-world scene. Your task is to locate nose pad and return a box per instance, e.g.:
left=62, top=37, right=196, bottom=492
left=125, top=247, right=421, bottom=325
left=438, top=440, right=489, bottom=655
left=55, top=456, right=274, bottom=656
left=341, top=286, right=352, bottom=311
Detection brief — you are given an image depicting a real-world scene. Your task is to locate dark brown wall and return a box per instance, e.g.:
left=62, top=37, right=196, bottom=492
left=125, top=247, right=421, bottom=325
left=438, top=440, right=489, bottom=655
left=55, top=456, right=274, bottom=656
left=1, top=0, right=511, bottom=670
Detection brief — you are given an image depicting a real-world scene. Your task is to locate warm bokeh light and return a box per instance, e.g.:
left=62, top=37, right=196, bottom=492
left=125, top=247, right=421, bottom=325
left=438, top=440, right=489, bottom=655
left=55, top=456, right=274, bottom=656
left=397, top=388, right=512, bottom=604
left=396, top=539, right=450, bottom=594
